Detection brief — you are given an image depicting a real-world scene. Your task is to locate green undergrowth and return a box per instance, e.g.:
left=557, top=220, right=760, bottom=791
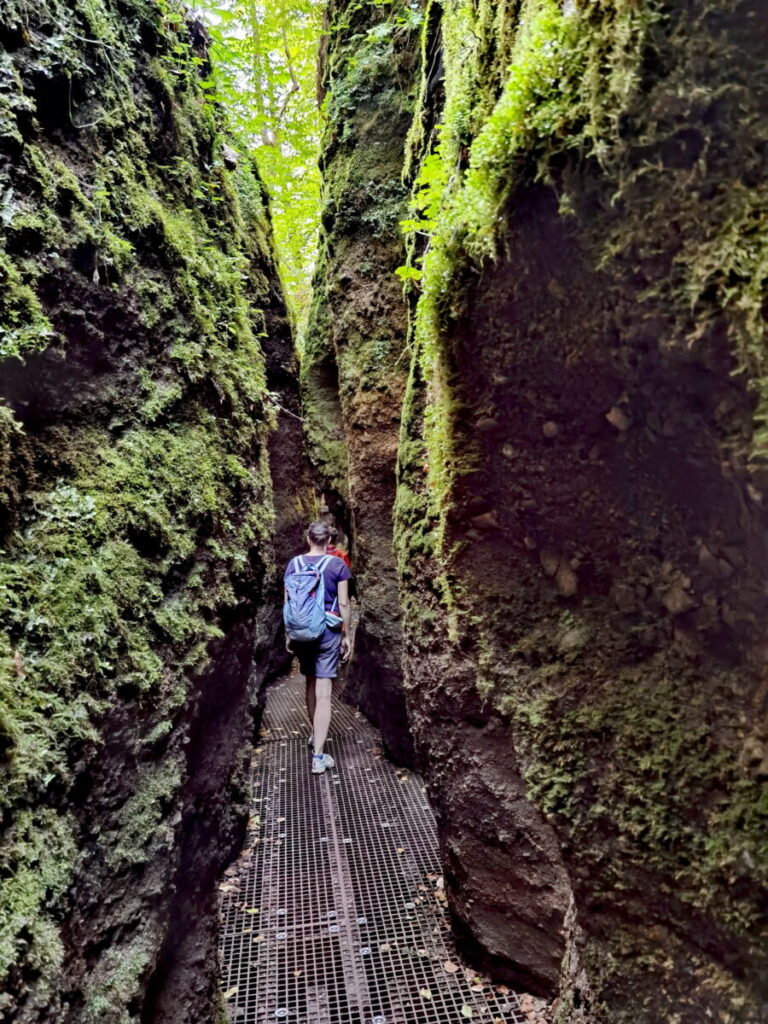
left=0, top=0, right=281, bottom=1006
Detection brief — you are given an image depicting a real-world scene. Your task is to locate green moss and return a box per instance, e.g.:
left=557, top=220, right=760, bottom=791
left=394, top=0, right=768, bottom=1015
left=80, top=932, right=159, bottom=1024
left=0, top=0, right=285, bottom=1006
left=0, top=808, right=76, bottom=984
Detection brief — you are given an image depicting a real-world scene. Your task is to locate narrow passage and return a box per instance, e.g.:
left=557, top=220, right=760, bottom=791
left=218, top=672, right=534, bottom=1024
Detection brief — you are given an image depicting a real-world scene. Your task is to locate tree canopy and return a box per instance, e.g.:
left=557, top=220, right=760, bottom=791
left=200, top=0, right=324, bottom=341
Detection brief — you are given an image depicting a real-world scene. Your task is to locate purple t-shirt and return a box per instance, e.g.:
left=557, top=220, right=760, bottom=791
left=284, top=554, right=351, bottom=611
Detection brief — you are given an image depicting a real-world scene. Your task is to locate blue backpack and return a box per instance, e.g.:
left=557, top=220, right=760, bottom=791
left=283, top=555, right=330, bottom=641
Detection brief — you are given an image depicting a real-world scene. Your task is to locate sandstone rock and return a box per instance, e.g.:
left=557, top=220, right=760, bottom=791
left=539, top=548, right=561, bottom=577
left=471, top=510, right=499, bottom=529
left=555, top=563, right=578, bottom=597
left=606, top=405, right=632, bottom=431
left=662, top=581, right=696, bottom=615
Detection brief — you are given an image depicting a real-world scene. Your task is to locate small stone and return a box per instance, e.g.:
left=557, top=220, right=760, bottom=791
left=741, top=737, right=768, bottom=779
left=698, top=543, right=734, bottom=580
left=523, top=535, right=537, bottom=550
left=540, top=548, right=560, bottom=577
left=606, top=405, right=632, bottom=431
left=501, top=442, right=517, bottom=459
left=542, top=420, right=559, bottom=438
left=465, top=528, right=482, bottom=541
left=747, top=483, right=763, bottom=504
left=471, top=511, right=499, bottom=529
left=555, top=563, right=578, bottom=597
left=662, top=582, right=696, bottom=615
left=611, top=582, right=636, bottom=612
left=476, top=417, right=500, bottom=434
left=222, top=142, right=239, bottom=169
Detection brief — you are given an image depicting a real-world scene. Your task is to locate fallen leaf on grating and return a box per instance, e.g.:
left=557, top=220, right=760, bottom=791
left=461, top=1007, right=473, bottom=1019
left=244, top=908, right=259, bottom=915
left=419, top=989, right=432, bottom=1000
left=443, top=961, right=459, bottom=973
left=396, top=847, right=405, bottom=854
left=223, top=986, right=238, bottom=1000
left=379, top=943, right=391, bottom=952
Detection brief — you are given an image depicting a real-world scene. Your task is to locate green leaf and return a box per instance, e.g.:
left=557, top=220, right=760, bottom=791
left=394, top=265, right=423, bottom=282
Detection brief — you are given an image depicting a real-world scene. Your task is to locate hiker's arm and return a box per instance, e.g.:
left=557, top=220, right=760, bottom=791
left=338, top=580, right=351, bottom=657
left=284, top=588, right=292, bottom=651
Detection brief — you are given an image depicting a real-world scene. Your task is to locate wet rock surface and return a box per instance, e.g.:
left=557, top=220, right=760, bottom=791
left=303, top=0, right=419, bottom=765
left=0, top=2, right=307, bottom=1020
left=306, top=0, right=768, bottom=1020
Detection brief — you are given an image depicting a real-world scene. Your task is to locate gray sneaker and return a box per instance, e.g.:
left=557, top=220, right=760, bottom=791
left=311, top=753, right=335, bottom=775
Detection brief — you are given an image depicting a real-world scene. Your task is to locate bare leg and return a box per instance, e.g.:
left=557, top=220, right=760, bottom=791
left=312, top=677, right=332, bottom=755
left=305, top=675, right=317, bottom=728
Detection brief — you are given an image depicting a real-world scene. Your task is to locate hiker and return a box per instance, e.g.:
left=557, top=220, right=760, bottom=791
left=283, top=521, right=352, bottom=775
left=326, top=526, right=351, bottom=569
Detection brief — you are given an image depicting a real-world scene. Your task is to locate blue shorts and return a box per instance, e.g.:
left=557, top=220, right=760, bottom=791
left=292, top=627, right=342, bottom=678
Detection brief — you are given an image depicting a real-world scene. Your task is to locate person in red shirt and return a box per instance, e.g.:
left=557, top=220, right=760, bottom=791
left=326, top=526, right=351, bottom=569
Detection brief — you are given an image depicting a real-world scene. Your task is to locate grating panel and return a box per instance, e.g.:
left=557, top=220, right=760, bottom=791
left=218, top=670, right=529, bottom=1024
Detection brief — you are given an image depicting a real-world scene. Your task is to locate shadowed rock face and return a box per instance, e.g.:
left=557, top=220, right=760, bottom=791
left=302, top=0, right=420, bottom=765
left=0, top=2, right=308, bottom=1019
left=309, top=0, right=768, bottom=1019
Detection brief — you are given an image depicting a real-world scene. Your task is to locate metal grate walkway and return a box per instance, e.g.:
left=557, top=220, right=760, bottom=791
left=218, top=670, right=532, bottom=1024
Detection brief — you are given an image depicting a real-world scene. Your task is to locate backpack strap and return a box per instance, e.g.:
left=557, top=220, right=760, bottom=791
left=294, top=555, right=306, bottom=572
left=316, top=554, right=331, bottom=573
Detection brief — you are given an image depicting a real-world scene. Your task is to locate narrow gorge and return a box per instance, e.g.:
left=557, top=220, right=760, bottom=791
left=1, top=0, right=766, bottom=1023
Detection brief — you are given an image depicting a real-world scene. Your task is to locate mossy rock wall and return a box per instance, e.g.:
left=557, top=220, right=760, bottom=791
left=302, top=0, right=422, bottom=764
left=393, top=0, right=768, bottom=1020
left=0, top=1, right=305, bottom=1019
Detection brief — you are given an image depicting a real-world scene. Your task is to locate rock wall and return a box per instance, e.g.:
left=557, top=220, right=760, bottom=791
left=306, top=0, right=768, bottom=1020
left=302, top=0, right=421, bottom=764
left=394, top=0, right=768, bottom=1020
left=0, top=1, right=306, bottom=1020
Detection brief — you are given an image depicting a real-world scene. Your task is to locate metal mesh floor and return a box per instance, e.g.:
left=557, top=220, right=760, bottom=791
left=218, top=671, right=530, bottom=1024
